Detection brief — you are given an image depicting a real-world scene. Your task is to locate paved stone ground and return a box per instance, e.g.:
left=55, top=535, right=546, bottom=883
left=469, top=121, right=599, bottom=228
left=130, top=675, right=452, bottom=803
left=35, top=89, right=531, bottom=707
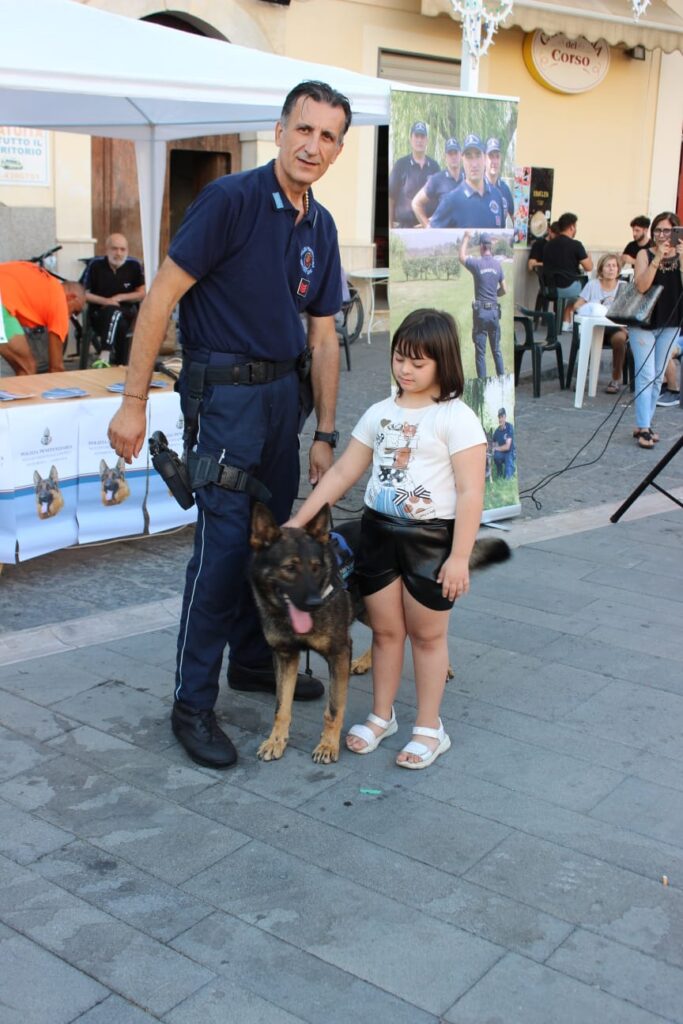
left=1, top=331, right=682, bottom=1022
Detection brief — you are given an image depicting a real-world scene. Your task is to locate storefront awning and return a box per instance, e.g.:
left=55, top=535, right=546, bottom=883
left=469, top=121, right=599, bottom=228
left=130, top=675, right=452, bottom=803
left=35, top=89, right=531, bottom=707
left=421, top=0, right=683, bottom=54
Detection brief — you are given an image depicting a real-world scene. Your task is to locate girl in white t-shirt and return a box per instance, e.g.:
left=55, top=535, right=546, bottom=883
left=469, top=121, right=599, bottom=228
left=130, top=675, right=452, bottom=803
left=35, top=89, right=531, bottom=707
left=286, top=308, right=486, bottom=769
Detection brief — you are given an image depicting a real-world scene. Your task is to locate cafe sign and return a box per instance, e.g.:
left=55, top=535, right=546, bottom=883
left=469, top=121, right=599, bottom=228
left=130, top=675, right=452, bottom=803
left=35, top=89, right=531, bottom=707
left=523, top=32, right=610, bottom=94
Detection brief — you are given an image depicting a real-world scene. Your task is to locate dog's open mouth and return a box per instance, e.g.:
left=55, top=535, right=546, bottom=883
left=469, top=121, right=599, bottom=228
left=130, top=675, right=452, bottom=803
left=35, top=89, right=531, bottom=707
left=285, top=597, right=313, bottom=635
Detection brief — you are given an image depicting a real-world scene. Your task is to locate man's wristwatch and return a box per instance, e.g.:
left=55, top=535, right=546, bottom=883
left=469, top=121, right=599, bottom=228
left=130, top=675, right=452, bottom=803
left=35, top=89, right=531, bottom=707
left=313, top=430, right=339, bottom=448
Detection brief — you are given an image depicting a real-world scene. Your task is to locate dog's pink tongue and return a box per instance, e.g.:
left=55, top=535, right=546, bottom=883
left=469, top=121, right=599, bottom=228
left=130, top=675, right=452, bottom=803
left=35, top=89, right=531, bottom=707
left=288, top=603, right=313, bottom=635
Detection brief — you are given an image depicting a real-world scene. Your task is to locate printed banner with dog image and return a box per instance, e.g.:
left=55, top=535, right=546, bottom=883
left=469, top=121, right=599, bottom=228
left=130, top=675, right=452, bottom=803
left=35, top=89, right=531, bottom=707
left=0, top=410, right=18, bottom=562
left=389, top=88, right=521, bottom=521
left=5, top=403, right=79, bottom=561
left=147, top=391, right=197, bottom=533
left=77, top=396, right=147, bottom=544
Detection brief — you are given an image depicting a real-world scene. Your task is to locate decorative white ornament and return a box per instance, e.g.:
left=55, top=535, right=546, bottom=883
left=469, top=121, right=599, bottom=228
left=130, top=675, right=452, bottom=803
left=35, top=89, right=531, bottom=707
left=631, top=0, right=651, bottom=18
left=450, top=0, right=514, bottom=68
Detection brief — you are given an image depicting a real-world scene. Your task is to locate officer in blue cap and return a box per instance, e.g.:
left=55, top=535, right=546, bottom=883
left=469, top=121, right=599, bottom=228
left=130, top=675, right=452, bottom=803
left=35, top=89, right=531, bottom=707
left=459, top=229, right=506, bottom=378
left=430, top=133, right=506, bottom=229
left=389, top=121, right=440, bottom=228
left=485, top=137, right=514, bottom=224
left=411, top=137, right=464, bottom=228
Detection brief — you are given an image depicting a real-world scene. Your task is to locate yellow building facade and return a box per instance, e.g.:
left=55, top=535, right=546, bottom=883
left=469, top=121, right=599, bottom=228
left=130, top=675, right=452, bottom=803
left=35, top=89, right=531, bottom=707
left=1, top=0, right=682, bottom=298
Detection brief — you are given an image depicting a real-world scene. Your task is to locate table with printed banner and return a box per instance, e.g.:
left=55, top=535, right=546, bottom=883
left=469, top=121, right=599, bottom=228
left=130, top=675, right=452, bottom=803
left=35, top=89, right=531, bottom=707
left=0, top=367, right=196, bottom=563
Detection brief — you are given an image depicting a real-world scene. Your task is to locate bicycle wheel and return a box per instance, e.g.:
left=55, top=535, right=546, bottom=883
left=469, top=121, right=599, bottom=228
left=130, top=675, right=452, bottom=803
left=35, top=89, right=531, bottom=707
left=344, top=289, right=364, bottom=344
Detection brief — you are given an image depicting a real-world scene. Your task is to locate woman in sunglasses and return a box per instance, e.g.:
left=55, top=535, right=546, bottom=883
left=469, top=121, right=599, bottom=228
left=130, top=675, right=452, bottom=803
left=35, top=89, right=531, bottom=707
left=631, top=211, right=683, bottom=449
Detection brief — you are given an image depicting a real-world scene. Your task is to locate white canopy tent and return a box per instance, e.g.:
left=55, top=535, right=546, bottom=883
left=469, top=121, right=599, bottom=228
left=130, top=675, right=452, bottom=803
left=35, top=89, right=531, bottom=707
left=0, top=0, right=391, bottom=276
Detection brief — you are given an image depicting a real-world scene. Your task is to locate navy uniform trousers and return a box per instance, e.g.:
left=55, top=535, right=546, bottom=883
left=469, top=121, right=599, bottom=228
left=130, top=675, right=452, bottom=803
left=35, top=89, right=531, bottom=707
left=174, top=354, right=301, bottom=711
left=473, top=304, right=504, bottom=379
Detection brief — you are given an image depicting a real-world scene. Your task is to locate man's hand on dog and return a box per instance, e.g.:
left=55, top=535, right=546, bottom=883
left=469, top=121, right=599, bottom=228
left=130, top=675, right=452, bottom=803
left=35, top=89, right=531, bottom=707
left=108, top=402, right=147, bottom=464
left=437, top=554, right=470, bottom=601
left=308, top=440, right=334, bottom=485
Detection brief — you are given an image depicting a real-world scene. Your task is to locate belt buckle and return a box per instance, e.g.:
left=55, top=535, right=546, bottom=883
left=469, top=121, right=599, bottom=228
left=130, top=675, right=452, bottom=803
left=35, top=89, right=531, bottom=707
left=250, top=362, right=267, bottom=385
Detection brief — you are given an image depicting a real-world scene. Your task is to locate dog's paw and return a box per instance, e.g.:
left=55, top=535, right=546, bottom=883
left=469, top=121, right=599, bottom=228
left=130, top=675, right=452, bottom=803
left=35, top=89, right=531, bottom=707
left=351, top=647, right=372, bottom=675
left=257, top=735, right=288, bottom=761
left=312, top=740, right=340, bottom=764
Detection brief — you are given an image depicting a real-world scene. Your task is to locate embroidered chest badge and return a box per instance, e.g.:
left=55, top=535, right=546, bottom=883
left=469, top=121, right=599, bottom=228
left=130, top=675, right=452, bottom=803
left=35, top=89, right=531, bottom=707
left=300, top=246, right=315, bottom=276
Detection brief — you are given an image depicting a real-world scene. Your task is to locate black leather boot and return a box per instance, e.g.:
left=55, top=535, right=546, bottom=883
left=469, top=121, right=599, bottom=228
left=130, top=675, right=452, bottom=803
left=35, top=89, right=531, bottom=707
left=171, top=701, right=237, bottom=769
left=227, top=660, right=324, bottom=701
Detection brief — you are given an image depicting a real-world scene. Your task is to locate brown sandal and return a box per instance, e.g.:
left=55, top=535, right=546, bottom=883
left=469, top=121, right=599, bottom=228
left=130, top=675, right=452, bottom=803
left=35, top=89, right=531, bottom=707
left=634, top=428, right=655, bottom=449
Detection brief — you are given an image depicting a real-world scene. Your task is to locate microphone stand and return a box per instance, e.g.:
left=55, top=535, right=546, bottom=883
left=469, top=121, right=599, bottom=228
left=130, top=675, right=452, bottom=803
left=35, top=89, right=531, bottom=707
left=610, top=433, right=683, bottom=523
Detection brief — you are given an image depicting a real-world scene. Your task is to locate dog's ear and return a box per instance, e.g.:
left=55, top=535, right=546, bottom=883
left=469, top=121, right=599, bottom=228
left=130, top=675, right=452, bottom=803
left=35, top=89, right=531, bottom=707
left=250, top=502, right=282, bottom=549
left=305, top=504, right=330, bottom=542
left=33, top=470, right=41, bottom=486
left=99, top=459, right=108, bottom=474
left=49, top=466, right=59, bottom=483
left=116, top=457, right=126, bottom=473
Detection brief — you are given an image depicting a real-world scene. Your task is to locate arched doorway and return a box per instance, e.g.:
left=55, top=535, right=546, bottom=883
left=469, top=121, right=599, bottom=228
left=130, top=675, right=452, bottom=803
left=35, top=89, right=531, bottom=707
left=91, top=12, right=240, bottom=264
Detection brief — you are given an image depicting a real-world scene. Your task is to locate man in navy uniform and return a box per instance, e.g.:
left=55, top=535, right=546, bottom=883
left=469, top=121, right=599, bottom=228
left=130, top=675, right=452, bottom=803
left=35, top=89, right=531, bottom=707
left=430, top=134, right=505, bottom=229
left=492, top=407, right=516, bottom=478
left=389, top=121, right=440, bottom=228
left=485, top=138, right=514, bottom=225
left=459, top=230, right=506, bottom=378
left=411, top=137, right=463, bottom=228
left=108, top=81, right=351, bottom=769
left=83, top=234, right=145, bottom=365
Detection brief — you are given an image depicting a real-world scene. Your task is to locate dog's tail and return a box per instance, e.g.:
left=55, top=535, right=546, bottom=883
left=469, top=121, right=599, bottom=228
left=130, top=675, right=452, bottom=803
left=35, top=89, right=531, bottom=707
left=469, top=537, right=512, bottom=571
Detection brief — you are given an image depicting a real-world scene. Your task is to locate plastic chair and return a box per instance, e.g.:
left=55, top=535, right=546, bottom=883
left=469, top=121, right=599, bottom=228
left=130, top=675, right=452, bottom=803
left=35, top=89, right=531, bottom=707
left=334, top=284, right=364, bottom=372
left=514, top=307, right=565, bottom=397
left=566, top=322, right=635, bottom=392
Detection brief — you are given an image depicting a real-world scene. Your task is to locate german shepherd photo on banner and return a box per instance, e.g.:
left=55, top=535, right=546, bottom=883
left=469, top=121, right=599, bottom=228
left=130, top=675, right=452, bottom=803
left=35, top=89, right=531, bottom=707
left=99, top=458, right=131, bottom=506
left=249, top=501, right=510, bottom=765
left=33, top=466, right=64, bottom=520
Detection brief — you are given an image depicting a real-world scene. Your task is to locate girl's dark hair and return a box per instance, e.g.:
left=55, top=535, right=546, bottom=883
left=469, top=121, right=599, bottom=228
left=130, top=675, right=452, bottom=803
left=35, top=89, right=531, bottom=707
left=650, top=210, right=680, bottom=234
left=391, top=308, right=465, bottom=402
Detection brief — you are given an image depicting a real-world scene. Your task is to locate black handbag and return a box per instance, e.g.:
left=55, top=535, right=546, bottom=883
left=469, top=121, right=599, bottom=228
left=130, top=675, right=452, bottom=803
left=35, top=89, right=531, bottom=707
left=608, top=280, right=663, bottom=326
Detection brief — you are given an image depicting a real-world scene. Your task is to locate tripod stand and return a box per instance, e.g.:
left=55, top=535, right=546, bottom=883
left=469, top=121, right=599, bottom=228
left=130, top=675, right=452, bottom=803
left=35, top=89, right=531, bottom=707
left=610, top=434, right=683, bottom=523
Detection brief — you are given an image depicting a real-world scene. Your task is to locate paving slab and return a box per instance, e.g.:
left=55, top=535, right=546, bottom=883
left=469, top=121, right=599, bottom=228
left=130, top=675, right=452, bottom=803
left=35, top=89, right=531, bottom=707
left=0, top=920, right=107, bottom=1024
left=181, top=839, right=503, bottom=1015
left=444, top=951, right=669, bottom=1024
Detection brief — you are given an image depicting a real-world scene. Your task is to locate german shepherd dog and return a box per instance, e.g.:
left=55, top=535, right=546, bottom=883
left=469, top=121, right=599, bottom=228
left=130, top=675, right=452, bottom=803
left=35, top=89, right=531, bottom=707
left=33, top=466, right=64, bottom=520
left=249, top=501, right=511, bottom=765
left=99, top=458, right=131, bottom=506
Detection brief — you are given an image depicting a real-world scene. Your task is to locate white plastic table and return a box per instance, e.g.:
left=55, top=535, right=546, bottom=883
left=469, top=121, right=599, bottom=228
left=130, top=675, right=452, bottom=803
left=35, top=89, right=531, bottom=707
left=573, top=312, right=618, bottom=408
left=348, top=268, right=389, bottom=342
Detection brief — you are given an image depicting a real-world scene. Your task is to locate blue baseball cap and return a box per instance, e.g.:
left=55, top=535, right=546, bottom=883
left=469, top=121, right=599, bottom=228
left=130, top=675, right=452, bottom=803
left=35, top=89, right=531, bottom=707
left=486, top=137, right=502, bottom=154
left=410, top=121, right=428, bottom=135
left=462, top=133, right=484, bottom=152
left=445, top=137, right=461, bottom=153
left=479, top=233, right=493, bottom=246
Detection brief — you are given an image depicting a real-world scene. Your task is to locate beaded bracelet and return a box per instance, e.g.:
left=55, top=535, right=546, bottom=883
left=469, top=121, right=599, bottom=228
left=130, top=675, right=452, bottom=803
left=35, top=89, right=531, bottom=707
left=123, top=392, right=148, bottom=402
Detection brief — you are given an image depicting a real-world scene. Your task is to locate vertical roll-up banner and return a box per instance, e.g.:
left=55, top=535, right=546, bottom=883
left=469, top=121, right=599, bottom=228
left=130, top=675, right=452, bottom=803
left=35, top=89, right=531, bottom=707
left=77, top=397, right=147, bottom=544
left=6, top=403, right=79, bottom=561
left=147, top=390, right=197, bottom=533
left=389, top=89, right=520, bottom=521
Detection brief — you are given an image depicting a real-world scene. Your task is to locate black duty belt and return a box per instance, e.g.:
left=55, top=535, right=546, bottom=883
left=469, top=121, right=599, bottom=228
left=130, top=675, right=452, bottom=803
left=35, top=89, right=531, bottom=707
left=183, top=356, right=298, bottom=386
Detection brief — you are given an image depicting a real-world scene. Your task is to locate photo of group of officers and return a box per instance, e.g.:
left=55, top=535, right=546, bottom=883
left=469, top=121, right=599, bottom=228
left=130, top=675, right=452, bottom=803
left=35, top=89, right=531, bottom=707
left=389, top=120, right=514, bottom=231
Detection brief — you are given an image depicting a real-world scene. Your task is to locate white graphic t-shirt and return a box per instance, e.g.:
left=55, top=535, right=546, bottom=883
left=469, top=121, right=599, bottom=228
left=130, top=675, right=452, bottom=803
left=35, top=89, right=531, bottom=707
left=352, top=395, right=486, bottom=520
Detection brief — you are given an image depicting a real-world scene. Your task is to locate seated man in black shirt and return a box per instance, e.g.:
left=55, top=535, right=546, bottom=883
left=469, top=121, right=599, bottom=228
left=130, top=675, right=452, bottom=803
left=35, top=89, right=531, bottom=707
left=83, top=234, right=145, bottom=365
left=621, top=215, right=650, bottom=268
left=541, top=212, right=593, bottom=331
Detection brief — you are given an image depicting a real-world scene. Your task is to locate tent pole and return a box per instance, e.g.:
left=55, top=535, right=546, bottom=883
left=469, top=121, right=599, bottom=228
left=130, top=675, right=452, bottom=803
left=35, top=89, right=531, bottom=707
left=134, top=136, right=167, bottom=283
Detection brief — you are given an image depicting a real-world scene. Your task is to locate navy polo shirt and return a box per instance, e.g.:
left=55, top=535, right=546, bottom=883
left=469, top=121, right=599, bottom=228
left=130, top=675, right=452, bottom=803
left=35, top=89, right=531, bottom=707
left=488, top=177, right=514, bottom=220
left=169, top=160, right=342, bottom=360
left=423, top=169, right=463, bottom=217
left=83, top=256, right=144, bottom=299
left=430, top=179, right=505, bottom=229
left=389, top=153, right=441, bottom=227
left=465, top=255, right=504, bottom=302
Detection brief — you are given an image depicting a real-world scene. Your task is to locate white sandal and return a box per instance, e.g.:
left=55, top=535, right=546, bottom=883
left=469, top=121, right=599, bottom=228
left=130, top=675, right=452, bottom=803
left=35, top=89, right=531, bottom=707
left=397, top=719, right=451, bottom=770
left=346, top=708, right=398, bottom=754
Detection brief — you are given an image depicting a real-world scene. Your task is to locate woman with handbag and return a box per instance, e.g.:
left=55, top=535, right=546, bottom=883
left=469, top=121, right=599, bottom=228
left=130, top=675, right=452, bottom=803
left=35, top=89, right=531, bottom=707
left=631, top=211, right=683, bottom=449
